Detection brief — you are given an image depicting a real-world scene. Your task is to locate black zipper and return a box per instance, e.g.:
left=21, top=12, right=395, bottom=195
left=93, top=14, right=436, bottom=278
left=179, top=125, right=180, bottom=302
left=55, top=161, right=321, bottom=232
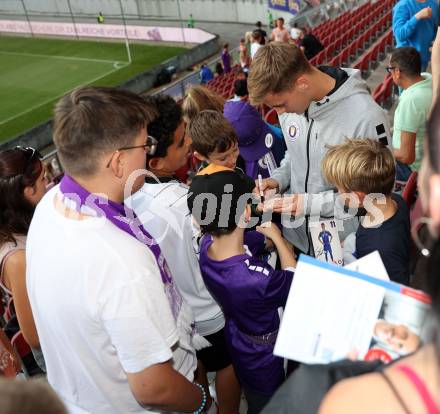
left=304, top=119, right=314, bottom=193
left=304, top=117, right=314, bottom=255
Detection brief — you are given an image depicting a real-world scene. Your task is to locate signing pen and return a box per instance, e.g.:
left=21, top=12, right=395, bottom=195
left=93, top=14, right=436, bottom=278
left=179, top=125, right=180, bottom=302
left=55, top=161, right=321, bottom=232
left=258, top=174, right=265, bottom=203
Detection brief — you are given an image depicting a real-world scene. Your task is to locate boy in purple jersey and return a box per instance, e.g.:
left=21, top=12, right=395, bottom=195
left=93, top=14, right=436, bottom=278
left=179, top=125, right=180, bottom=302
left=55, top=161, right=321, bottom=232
left=187, top=165, right=296, bottom=414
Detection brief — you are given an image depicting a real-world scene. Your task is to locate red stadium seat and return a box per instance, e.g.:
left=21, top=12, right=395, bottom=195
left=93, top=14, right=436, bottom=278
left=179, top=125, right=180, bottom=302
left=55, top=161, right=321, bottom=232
left=353, top=53, right=370, bottom=77
left=334, top=36, right=344, bottom=54
left=381, top=74, right=395, bottom=106
left=371, top=75, right=394, bottom=108
left=329, top=54, right=341, bottom=67
left=347, top=40, right=358, bottom=61
left=339, top=48, right=351, bottom=67
left=402, top=171, right=419, bottom=209
left=265, top=108, right=279, bottom=126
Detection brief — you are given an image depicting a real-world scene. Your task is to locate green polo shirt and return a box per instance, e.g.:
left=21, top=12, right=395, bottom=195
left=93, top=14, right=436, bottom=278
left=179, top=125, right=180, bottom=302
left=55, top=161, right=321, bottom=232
left=392, top=73, right=432, bottom=171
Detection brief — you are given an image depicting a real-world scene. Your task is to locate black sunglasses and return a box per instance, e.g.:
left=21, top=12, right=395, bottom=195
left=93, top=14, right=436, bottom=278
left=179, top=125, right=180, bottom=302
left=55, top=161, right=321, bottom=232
left=1, top=146, right=43, bottom=180
left=105, top=135, right=158, bottom=168
left=14, top=146, right=42, bottom=162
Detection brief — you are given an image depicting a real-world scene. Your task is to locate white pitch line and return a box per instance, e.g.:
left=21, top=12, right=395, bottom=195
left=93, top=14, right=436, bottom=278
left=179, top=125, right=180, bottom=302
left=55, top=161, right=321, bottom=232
left=0, top=49, right=124, bottom=65
left=0, top=62, right=128, bottom=127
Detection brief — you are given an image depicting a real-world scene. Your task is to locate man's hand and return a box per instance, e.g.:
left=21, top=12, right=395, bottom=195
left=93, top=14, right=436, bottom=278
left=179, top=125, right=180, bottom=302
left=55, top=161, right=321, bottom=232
left=254, top=177, right=279, bottom=198
left=415, top=6, right=432, bottom=20
left=263, top=194, right=305, bottom=216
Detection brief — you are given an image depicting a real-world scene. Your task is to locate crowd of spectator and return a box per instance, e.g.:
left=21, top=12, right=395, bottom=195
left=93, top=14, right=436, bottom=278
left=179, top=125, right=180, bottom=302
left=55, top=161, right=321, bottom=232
left=2, top=2, right=440, bottom=414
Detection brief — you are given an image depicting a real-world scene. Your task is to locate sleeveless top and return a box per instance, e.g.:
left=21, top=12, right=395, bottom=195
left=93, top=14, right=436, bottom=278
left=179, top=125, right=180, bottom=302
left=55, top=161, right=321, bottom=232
left=380, top=364, right=440, bottom=414
left=0, top=235, right=26, bottom=295
left=0, top=235, right=46, bottom=372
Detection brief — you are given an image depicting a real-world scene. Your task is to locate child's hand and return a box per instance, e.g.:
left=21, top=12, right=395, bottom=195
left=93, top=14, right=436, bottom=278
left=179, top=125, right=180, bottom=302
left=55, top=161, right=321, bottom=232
left=256, top=222, right=282, bottom=241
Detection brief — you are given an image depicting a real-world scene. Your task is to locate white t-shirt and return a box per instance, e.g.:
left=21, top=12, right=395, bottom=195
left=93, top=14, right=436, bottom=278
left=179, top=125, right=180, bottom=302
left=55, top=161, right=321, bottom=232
left=128, top=181, right=224, bottom=336
left=251, top=42, right=262, bottom=59
left=290, top=27, right=301, bottom=40
left=26, top=186, right=197, bottom=414
left=271, top=27, right=290, bottom=43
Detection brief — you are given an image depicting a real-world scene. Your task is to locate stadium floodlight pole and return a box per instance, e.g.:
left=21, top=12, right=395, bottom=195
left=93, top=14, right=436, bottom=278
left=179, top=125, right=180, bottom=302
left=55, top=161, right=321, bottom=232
left=176, top=0, right=187, bottom=46
left=118, top=0, right=132, bottom=64
left=20, top=0, right=33, bottom=37
left=66, top=0, right=79, bottom=40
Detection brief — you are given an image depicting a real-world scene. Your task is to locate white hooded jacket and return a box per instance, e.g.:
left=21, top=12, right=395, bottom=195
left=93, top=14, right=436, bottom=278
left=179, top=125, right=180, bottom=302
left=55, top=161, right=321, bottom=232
left=271, top=67, right=391, bottom=254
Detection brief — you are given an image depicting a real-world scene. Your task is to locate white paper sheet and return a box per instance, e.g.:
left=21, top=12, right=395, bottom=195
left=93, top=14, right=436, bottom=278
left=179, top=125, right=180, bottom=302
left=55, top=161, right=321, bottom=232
left=274, top=255, right=386, bottom=363
left=344, top=251, right=390, bottom=281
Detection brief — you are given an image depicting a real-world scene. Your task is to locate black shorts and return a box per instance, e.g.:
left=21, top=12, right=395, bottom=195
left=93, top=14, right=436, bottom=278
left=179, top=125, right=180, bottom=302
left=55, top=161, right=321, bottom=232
left=196, top=328, right=232, bottom=372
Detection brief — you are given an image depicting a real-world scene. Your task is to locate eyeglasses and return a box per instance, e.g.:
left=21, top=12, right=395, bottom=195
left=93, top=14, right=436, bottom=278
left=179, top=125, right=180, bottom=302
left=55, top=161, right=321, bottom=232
left=106, top=135, right=158, bottom=168
left=386, top=66, right=399, bottom=74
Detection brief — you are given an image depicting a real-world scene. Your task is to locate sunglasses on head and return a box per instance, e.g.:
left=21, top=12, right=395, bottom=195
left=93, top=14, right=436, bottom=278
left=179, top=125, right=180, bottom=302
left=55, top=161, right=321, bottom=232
left=0, top=146, right=43, bottom=181
left=14, top=146, right=42, bottom=163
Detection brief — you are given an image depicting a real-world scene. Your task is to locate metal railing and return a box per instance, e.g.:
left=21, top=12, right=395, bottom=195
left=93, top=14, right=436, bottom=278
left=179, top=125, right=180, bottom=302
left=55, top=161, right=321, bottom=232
left=151, top=46, right=240, bottom=100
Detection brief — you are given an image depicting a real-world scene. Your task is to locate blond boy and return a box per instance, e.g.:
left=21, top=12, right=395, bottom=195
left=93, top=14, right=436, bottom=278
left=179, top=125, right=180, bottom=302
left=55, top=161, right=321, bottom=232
left=322, top=139, right=410, bottom=285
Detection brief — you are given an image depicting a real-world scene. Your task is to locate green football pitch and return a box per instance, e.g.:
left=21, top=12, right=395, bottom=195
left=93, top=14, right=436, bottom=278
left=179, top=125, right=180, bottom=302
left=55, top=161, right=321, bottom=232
left=0, top=36, right=186, bottom=143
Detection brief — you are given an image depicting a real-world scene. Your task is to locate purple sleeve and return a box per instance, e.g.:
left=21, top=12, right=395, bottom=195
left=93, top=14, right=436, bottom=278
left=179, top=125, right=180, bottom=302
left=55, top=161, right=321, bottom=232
left=244, top=230, right=266, bottom=256
left=247, top=256, right=294, bottom=308
left=264, top=267, right=294, bottom=308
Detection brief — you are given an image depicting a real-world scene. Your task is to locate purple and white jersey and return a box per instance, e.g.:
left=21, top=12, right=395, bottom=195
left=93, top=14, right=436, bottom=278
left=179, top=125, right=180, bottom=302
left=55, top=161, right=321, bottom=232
left=199, top=235, right=294, bottom=395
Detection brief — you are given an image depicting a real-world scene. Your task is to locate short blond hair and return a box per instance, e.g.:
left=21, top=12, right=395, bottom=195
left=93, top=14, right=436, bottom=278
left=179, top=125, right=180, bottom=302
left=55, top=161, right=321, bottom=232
left=181, top=85, right=225, bottom=124
left=248, top=42, right=312, bottom=105
left=322, top=139, right=395, bottom=195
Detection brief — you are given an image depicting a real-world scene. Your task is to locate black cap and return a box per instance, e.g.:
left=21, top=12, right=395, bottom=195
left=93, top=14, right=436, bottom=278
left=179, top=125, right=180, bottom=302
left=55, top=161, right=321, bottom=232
left=187, top=165, right=256, bottom=233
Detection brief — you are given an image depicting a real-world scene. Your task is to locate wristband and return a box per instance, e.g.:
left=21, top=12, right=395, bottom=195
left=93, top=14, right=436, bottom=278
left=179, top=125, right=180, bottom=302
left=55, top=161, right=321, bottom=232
left=192, top=382, right=207, bottom=414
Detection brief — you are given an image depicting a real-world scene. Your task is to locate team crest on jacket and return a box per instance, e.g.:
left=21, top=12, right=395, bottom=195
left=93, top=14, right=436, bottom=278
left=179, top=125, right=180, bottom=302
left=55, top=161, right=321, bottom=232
left=265, top=133, right=273, bottom=148
left=288, top=121, right=299, bottom=142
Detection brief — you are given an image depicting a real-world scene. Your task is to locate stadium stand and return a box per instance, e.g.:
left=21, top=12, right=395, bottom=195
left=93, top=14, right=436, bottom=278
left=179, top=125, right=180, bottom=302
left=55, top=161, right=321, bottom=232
left=205, top=65, right=242, bottom=98
left=203, top=0, right=396, bottom=102
left=310, top=0, right=395, bottom=71
left=373, top=73, right=395, bottom=108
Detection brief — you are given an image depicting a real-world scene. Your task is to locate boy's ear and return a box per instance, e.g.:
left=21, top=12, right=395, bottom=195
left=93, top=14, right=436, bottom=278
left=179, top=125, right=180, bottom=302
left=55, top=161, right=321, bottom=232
left=193, top=151, right=207, bottom=162
left=148, top=157, right=163, bottom=171
left=295, top=75, right=309, bottom=92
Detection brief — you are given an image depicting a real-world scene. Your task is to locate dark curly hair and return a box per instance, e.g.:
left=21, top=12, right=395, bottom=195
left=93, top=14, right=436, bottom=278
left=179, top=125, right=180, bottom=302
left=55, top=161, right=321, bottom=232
left=0, top=148, right=43, bottom=245
left=143, top=94, right=182, bottom=160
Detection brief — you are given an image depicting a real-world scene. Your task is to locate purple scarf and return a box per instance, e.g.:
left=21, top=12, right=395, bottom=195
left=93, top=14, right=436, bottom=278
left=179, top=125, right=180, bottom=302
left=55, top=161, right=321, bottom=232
left=59, top=175, right=182, bottom=320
